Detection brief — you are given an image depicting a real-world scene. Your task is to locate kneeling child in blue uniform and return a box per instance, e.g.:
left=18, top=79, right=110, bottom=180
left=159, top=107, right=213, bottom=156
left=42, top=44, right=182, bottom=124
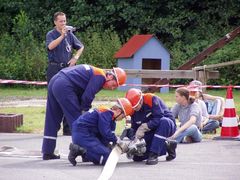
left=68, top=98, right=133, bottom=166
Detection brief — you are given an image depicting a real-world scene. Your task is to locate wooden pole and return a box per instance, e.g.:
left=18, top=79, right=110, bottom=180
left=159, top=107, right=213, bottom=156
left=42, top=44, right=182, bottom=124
left=194, top=60, right=240, bottom=70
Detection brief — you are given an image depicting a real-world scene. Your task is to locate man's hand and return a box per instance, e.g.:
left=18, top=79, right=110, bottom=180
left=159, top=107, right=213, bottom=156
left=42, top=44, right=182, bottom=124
left=169, top=132, right=178, bottom=140
left=117, top=141, right=129, bottom=153
left=68, top=57, right=77, bottom=67
left=61, top=26, right=68, bottom=37
left=135, top=123, right=150, bottom=139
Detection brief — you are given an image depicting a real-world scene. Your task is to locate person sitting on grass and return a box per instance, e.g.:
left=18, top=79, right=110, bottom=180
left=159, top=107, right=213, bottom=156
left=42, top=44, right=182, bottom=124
left=188, top=80, right=225, bottom=134
left=170, top=87, right=202, bottom=143
left=187, top=81, right=209, bottom=133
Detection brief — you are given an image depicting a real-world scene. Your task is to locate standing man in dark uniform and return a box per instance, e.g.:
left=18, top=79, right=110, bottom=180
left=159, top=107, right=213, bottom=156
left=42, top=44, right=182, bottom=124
left=46, top=12, right=84, bottom=135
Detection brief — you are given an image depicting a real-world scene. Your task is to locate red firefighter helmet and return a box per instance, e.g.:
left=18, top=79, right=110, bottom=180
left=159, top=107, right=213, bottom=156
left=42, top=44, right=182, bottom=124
left=113, top=67, right=126, bottom=86
left=117, top=98, right=133, bottom=116
left=125, top=88, right=143, bottom=108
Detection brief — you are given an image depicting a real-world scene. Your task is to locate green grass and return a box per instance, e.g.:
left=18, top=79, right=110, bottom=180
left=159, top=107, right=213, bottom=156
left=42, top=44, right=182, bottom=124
left=1, top=86, right=240, bottom=135
left=1, top=107, right=46, bottom=133
left=0, top=105, right=126, bottom=135
left=0, top=86, right=47, bottom=100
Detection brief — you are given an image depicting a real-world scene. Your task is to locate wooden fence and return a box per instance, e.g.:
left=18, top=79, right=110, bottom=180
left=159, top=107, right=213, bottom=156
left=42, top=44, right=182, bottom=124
left=124, top=69, right=219, bottom=80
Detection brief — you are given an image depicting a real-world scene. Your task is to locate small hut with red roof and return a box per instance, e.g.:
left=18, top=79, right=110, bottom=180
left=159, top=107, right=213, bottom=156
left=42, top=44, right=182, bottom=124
left=114, top=34, right=170, bottom=93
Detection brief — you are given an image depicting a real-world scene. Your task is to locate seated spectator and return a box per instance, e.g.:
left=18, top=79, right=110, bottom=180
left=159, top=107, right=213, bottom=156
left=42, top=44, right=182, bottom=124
left=170, top=87, right=202, bottom=143
left=188, top=80, right=225, bottom=134
left=187, top=82, right=209, bottom=131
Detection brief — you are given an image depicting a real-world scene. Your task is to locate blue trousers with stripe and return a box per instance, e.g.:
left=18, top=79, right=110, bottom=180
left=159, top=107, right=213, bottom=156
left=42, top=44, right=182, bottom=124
left=42, top=74, right=83, bottom=154
left=133, top=117, right=176, bottom=161
left=72, top=123, right=111, bottom=165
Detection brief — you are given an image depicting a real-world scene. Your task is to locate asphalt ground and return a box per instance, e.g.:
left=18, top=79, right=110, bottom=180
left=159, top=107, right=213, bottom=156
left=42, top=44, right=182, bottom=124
left=0, top=133, right=240, bottom=180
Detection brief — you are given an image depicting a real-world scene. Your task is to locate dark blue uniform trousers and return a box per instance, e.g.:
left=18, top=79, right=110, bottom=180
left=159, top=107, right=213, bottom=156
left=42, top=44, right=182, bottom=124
left=72, top=124, right=111, bottom=165
left=133, top=117, right=176, bottom=161
left=42, top=74, right=83, bottom=154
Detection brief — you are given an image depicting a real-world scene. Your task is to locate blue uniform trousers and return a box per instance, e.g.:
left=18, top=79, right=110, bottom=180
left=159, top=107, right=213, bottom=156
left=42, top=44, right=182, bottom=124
left=133, top=117, right=176, bottom=161
left=42, top=74, right=83, bottom=154
left=72, top=124, right=111, bottom=165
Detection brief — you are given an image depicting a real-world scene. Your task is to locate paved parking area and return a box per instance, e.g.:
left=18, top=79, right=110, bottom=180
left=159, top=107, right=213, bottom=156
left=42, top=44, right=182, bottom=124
left=0, top=133, right=240, bottom=180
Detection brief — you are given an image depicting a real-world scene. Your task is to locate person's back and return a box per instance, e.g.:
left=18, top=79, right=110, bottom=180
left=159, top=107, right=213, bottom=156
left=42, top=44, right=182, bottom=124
left=73, top=107, right=117, bottom=141
left=60, top=64, right=106, bottom=91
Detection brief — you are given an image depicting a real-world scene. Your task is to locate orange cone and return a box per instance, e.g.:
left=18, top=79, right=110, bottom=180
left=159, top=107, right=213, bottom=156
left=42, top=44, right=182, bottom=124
left=214, top=87, right=240, bottom=140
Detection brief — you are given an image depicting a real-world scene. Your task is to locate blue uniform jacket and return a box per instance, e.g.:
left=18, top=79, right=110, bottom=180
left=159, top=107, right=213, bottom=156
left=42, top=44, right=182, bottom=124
left=73, top=106, right=117, bottom=144
left=131, top=93, right=175, bottom=131
left=59, top=64, right=106, bottom=111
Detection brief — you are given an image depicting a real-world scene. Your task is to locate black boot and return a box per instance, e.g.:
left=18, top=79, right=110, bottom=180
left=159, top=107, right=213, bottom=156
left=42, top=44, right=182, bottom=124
left=43, top=153, right=60, bottom=160
left=82, top=153, right=90, bottom=162
left=146, top=152, right=158, bottom=165
left=166, top=140, right=177, bottom=161
left=68, top=143, right=86, bottom=166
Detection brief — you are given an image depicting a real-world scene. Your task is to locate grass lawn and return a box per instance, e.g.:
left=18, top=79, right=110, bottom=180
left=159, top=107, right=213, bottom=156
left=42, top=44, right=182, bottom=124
left=0, top=86, right=47, bottom=100
left=1, top=86, right=239, bottom=137
left=0, top=106, right=127, bottom=135
left=1, top=107, right=46, bottom=133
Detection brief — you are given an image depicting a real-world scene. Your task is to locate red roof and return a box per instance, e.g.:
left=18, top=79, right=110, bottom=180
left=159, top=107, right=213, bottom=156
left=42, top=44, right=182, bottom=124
left=114, top=34, right=154, bottom=58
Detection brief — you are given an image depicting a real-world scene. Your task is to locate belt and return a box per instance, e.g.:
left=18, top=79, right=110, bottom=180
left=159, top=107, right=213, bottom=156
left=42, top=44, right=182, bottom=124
left=49, top=62, right=68, bottom=68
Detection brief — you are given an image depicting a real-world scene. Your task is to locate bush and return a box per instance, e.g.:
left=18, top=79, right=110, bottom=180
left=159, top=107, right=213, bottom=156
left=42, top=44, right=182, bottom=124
left=0, top=11, right=48, bottom=81
left=78, top=27, right=121, bottom=68
left=0, top=12, right=121, bottom=81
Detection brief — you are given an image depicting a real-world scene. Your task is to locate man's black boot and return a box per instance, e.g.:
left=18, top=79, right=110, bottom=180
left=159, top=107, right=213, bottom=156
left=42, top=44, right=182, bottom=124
left=146, top=152, right=158, bottom=165
left=43, top=153, right=60, bottom=160
left=166, top=140, right=177, bottom=161
left=82, top=153, right=90, bottom=162
left=68, top=143, right=86, bottom=166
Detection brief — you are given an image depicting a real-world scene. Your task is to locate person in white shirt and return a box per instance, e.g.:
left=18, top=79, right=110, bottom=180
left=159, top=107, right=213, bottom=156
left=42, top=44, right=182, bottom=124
left=188, top=80, right=224, bottom=134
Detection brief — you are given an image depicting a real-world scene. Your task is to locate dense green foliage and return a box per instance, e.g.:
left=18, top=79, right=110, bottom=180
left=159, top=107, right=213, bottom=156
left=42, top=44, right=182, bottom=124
left=0, top=0, right=239, bottom=84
